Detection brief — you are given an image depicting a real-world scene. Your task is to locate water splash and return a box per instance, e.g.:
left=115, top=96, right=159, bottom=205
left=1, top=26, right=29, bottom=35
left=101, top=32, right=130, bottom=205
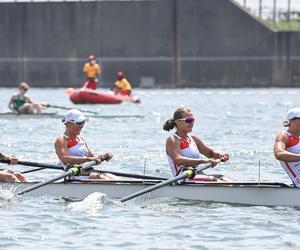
left=0, top=186, right=15, bottom=202
left=67, top=192, right=113, bottom=213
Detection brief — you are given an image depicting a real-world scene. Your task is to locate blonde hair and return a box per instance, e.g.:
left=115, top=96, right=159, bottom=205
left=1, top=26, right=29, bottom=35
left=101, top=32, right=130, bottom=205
left=163, top=107, right=192, bottom=131
left=19, top=82, right=29, bottom=89
left=283, top=119, right=290, bottom=127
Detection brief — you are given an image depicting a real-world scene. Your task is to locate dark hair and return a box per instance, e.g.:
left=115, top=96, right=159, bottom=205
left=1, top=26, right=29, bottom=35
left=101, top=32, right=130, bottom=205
left=163, top=107, right=192, bottom=131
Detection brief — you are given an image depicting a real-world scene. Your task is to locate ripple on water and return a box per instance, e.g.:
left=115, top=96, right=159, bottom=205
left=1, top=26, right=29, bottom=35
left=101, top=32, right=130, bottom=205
left=0, top=88, right=300, bottom=249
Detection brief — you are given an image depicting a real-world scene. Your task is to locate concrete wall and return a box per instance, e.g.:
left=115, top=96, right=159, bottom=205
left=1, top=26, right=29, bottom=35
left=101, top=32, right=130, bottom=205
left=0, top=0, right=299, bottom=87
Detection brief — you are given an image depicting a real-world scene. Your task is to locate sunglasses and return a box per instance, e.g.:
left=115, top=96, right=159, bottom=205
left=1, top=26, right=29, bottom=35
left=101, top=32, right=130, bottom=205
left=177, top=116, right=195, bottom=124
left=20, top=87, right=28, bottom=91
left=67, top=121, right=85, bottom=126
left=75, top=121, right=85, bottom=126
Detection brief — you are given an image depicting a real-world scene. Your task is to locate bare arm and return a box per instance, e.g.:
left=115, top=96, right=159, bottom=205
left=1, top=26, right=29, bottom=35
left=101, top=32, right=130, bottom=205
left=25, top=95, right=33, bottom=103
left=97, top=64, right=101, bottom=76
left=80, top=137, right=113, bottom=161
left=274, top=132, right=300, bottom=161
left=192, top=135, right=229, bottom=162
left=8, top=94, right=17, bottom=113
left=166, top=136, right=218, bottom=167
left=54, top=136, right=98, bottom=165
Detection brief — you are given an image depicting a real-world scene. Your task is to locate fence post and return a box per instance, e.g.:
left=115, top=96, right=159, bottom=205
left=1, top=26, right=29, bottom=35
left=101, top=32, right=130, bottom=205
left=287, top=0, right=291, bottom=22
left=273, top=0, right=277, bottom=24
left=259, top=0, right=262, bottom=19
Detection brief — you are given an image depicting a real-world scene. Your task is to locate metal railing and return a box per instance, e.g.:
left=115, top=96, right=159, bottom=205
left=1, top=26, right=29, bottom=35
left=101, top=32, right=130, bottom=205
left=233, top=0, right=300, bottom=22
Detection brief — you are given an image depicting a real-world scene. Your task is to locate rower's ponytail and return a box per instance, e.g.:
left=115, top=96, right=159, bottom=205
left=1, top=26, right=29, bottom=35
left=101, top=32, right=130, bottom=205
left=163, top=118, right=176, bottom=131
left=163, top=107, right=192, bottom=131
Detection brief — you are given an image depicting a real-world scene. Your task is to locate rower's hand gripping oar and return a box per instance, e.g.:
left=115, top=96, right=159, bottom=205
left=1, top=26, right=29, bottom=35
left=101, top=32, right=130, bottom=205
left=17, top=161, right=96, bottom=195
left=120, top=160, right=223, bottom=203
left=42, top=104, right=98, bottom=115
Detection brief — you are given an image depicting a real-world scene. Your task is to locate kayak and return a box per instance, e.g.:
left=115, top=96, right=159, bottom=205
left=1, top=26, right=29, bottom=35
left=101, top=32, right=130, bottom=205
left=66, top=88, right=140, bottom=104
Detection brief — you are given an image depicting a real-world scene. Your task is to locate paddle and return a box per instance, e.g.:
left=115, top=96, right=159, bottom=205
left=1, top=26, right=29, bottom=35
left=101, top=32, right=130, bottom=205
left=17, top=161, right=96, bottom=195
left=42, top=104, right=98, bottom=115
left=120, top=162, right=217, bottom=202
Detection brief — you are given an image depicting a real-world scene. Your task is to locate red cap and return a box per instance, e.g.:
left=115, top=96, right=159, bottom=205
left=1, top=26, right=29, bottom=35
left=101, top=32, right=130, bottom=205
left=88, top=55, right=96, bottom=61
left=116, top=71, right=125, bottom=79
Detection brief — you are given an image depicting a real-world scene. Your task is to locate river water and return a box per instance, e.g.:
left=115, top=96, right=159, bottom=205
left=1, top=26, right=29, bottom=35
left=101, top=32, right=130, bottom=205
left=0, top=88, right=300, bottom=250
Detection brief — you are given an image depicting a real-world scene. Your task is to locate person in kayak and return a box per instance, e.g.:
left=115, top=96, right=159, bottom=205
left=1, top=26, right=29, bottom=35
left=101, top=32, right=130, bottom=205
left=274, top=108, right=300, bottom=187
left=163, top=107, right=231, bottom=183
left=82, top=55, right=101, bottom=90
left=54, top=109, right=117, bottom=180
left=114, top=71, right=132, bottom=96
left=8, top=82, right=43, bottom=114
left=0, top=152, right=28, bottom=182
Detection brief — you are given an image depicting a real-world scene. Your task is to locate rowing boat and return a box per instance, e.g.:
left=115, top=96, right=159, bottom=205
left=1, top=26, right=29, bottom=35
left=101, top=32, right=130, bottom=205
left=1, top=180, right=298, bottom=206
left=0, top=112, right=144, bottom=119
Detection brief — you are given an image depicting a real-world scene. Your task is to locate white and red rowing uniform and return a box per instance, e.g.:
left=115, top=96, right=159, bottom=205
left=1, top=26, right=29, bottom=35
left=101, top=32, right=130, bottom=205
left=167, top=133, right=212, bottom=183
left=279, top=132, right=300, bottom=187
left=62, top=135, right=90, bottom=180
left=64, top=135, right=89, bottom=157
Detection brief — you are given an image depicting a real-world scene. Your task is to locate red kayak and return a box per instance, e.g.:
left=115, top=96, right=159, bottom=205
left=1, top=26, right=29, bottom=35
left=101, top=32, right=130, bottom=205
left=66, top=88, right=140, bottom=104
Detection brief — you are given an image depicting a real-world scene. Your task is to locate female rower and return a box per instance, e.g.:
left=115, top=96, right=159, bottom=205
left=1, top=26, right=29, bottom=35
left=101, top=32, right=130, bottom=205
left=0, top=152, right=28, bottom=182
left=274, top=108, right=300, bottom=187
left=54, top=109, right=117, bottom=180
left=8, top=82, right=43, bottom=114
left=163, top=107, right=231, bottom=183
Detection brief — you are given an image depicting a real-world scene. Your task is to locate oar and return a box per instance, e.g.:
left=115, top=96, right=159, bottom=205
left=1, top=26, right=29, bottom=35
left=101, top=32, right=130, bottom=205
left=0, top=159, right=62, bottom=170
left=88, top=169, right=167, bottom=180
left=120, top=162, right=216, bottom=202
left=17, top=161, right=96, bottom=195
left=0, top=159, right=167, bottom=180
left=21, top=167, right=46, bottom=174
left=42, top=104, right=98, bottom=115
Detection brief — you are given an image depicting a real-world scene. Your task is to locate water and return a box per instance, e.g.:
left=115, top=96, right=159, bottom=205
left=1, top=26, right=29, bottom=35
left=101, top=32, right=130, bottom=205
left=0, top=87, right=300, bottom=249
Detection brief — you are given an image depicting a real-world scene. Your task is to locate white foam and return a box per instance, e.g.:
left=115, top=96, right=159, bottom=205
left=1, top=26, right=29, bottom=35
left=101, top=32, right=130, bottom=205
left=0, top=187, right=14, bottom=201
left=68, top=192, right=112, bottom=213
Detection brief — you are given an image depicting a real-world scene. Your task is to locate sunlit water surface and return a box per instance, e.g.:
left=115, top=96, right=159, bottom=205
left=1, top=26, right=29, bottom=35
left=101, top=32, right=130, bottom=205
left=0, top=87, right=300, bottom=249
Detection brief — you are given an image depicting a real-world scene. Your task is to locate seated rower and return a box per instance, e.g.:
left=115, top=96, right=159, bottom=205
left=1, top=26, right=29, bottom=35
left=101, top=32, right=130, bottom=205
left=114, top=71, right=132, bottom=96
left=0, top=152, right=28, bottom=182
left=54, top=109, right=117, bottom=180
left=8, top=82, right=43, bottom=114
left=163, top=107, right=232, bottom=183
left=274, top=108, right=300, bottom=187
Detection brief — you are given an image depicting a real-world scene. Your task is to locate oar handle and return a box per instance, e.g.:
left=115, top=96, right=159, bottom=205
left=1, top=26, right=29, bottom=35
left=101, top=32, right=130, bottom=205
left=0, top=159, right=11, bottom=164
